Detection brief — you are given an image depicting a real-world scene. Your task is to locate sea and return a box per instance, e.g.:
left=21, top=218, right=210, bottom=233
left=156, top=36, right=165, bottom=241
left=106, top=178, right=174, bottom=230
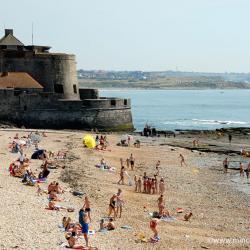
left=100, top=89, right=250, bottom=131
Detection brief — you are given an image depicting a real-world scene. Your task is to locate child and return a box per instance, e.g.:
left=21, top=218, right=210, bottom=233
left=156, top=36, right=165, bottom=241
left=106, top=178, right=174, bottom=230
left=150, top=218, right=160, bottom=241
left=37, top=184, right=42, bottom=196
left=138, top=177, right=142, bottom=193
left=134, top=175, right=138, bottom=192
left=159, top=178, right=165, bottom=195
left=83, top=196, right=91, bottom=222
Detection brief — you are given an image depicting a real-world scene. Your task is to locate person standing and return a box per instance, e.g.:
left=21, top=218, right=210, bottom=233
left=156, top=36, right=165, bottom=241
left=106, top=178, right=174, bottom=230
left=239, top=162, right=244, bottom=177
left=129, top=153, right=135, bottom=170
left=117, top=166, right=125, bottom=185
left=179, top=154, right=187, bottom=167
left=228, top=134, right=232, bottom=144
left=116, top=188, right=124, bottom=218
left=223, top=158, right=229, bottom=173
left=79, top=209, right=89, bottom=247
left=246, top=163, right=250, bottom=179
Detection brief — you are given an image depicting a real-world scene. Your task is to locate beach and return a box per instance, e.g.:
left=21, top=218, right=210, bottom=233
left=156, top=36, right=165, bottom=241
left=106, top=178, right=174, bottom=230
left=0, top=129, right=249, bottom=250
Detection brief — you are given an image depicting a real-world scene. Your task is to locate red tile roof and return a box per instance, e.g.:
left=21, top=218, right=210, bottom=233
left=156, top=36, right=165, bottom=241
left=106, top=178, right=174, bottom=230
left=0, top=72, right=43, bottom=89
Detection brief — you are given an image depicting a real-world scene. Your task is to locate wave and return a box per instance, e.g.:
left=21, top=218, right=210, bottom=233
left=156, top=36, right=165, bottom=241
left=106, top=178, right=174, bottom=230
left=191, top=119, right=247, bottom=125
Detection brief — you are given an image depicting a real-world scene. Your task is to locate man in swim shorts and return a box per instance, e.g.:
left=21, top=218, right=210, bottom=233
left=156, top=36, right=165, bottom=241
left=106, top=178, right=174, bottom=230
left=79, top=209, right=89, bottom=247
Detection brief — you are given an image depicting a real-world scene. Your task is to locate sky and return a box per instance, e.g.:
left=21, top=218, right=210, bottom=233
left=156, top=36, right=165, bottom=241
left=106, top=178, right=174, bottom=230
left=0, top=0, right=250, bottom=72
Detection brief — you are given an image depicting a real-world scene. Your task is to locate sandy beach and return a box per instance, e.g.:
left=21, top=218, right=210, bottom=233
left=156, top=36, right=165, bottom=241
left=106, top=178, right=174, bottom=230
left=0, top=129, right=249, bottom=250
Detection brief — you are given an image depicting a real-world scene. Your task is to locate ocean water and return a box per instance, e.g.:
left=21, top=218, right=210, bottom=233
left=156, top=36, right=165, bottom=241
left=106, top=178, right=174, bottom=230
left=100, top=89, right=250, bottom=131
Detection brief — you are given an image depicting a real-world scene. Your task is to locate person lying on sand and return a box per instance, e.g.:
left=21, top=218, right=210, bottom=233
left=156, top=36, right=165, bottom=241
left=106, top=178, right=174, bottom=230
left=106, top=218, right=116, bottom=231
left=65, top=231, right=85, bottom=249
left=184, top=212, right=193, bottom=221
left=48, top=201, right=60, bottom=210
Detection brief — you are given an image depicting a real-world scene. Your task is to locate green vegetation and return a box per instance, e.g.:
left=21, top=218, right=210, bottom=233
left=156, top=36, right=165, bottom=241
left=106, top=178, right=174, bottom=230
left=78, top=76, right=250, bottom=89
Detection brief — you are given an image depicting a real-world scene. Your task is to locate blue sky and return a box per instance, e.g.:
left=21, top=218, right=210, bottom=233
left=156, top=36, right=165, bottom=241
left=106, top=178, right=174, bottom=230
left=1, top=0, right=250, bottom=72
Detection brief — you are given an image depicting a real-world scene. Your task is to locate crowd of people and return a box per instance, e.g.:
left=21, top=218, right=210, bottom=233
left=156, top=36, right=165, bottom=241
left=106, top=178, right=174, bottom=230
left=10, top=129, right=250, bottom=248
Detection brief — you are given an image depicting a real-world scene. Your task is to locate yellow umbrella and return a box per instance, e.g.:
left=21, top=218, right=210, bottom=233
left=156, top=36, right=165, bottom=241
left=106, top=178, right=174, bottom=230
left=83, top=134, right=96, bottom=149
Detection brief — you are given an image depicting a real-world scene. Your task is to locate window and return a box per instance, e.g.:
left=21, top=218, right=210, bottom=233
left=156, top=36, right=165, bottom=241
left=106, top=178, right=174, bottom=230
left=111, top=99, right=116, bottom=106
left=54, top=84, right=64, bottom=94
left=73, top=84, right=77, bottom=94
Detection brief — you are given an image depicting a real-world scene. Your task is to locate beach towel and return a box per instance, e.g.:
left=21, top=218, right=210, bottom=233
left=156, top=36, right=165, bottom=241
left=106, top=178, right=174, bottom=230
left=121, top=225, right=132, bottom=230
left=160, top=216, right=176, bottom=222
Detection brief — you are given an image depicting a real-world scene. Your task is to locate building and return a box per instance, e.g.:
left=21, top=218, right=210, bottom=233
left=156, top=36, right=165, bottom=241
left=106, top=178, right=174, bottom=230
left=0, top=29, right=133, bottom=131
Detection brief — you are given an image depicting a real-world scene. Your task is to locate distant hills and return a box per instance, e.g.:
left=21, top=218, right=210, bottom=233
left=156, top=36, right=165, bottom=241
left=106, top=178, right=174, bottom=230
left=78, top=70, right=250, bottom=89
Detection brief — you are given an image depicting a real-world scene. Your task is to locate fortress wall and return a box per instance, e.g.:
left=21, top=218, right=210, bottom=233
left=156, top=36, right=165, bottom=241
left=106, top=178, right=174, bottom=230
left=82, top=98, right=131, bottom=109
left=79, top=88, right=99, bottom=100
left=0, top=52, right=79, bottom=100
left=9, top=107, right=133, bottom=131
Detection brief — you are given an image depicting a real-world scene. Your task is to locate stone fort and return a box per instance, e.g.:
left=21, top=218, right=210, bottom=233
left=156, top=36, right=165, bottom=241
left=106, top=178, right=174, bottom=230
left=0, top=29, right=133, bottom=130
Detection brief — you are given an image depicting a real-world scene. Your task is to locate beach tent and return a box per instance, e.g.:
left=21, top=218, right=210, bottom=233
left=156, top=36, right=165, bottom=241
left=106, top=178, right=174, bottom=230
left=83, top=134, right=96, bottom=149
left=31, top=149, right=45, bottom=159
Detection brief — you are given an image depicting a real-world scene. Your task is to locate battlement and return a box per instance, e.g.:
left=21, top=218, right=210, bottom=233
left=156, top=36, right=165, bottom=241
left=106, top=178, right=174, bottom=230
left=0, top=29, right=134, bottom=131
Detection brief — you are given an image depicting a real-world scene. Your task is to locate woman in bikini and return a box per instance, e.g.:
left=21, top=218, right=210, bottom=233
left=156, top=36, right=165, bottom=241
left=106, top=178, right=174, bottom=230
left=116, top=189, right=124, bottom=218
left=108, top=194, right=117, bottom=219
left=157, top=194, right=165, bottom=217
left=117, top=166, right=125, bottom=185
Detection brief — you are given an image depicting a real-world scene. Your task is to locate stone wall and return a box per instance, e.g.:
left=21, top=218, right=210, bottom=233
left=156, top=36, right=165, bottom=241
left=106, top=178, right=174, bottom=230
left=79, top=88, right=99, bottom=100
left=0, top=89, right=134, bottom=131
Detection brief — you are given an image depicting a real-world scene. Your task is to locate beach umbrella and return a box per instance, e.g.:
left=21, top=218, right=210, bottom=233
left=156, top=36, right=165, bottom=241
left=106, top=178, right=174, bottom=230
left=83, top=134, right=96, bottom=149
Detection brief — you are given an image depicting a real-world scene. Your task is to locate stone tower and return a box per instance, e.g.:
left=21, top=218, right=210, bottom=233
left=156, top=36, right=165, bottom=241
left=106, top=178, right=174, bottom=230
left=0, top=29, right=79, bottom=100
